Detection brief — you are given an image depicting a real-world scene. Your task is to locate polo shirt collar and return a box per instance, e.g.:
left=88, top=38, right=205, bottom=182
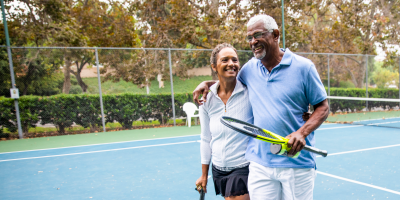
left=210, top=80, right=245, bottom=96
left=256, top=48, right=293, bottom=68
left=280, top=48, right=293, bottom=66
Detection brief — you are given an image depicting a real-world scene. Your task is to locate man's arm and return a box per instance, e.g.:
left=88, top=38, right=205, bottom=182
left=192, top=80, right=217, bottom=105
left=286, top=99, right=329, bottom=156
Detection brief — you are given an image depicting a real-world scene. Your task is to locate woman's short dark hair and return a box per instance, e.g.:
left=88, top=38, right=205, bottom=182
left=210, top=43, right=238, bottom=66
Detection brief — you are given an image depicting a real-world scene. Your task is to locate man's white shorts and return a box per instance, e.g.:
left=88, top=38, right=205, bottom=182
left=248, top=161, right=317, bottom=200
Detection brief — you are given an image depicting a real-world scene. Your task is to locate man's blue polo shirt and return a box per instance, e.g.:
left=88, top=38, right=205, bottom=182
left=238, top=48, right=327, bottom=168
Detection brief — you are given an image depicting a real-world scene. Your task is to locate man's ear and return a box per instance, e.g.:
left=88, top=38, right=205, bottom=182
left=273, top=29, right=280, bottom=42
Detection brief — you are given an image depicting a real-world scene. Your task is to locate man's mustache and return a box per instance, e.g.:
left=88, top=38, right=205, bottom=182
left=251, top=44, right=264, bottom=51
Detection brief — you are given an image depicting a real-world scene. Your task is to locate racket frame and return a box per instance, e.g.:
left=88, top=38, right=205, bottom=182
left=221, top=116, right=328, bottom=157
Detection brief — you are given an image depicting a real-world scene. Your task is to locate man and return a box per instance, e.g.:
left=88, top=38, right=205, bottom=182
left=193, top=15, right=329, bottom=200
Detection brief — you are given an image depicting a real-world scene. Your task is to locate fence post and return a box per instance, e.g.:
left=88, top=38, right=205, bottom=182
left=168, top=48, right=176, bottom=126
left=327, top=54, right=330, bottom=113
left=95, top=48, right=106, bottom=132
left=398, top=57, right=400, bottom=108
left=365, top=55, right=369, bottom=110
left=281, top=0, right=285, bottom=49
left=1, top=0, right=23, bottom=139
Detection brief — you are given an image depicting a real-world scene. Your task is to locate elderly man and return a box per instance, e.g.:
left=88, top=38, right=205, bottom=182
left=193, top=15, right=329, bottom=200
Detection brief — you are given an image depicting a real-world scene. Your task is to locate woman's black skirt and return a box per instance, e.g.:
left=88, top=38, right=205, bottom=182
left=212, top=164, right=249, bottom=197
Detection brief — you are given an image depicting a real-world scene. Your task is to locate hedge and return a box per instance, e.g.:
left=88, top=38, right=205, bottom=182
left=328, top=88, right=399, bottom=113
left=0, top=87, right=398, bottom=136
left=0, top=93, right=192, bottom=136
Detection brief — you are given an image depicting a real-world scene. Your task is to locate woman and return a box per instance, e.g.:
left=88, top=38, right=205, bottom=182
left=195, top=43, right=252, bottom=200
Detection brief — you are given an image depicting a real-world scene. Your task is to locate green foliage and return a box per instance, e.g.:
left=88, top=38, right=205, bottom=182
left=73, top=95, right=103, bottom=131
left=0, top=92, right=193, bottom=136
left=369, top=62, right=399, bottom=89
left=18, top=96, right=41, bottom=133
left=339, top=81, right=356, bottom=88
left=83, top=75, right=213, bottom=95
left=103, top=94, right=142, bottom=129
left=69, top=85, right=83, bottom=94
left=329, top=87, right=400, bottom=114
left=39, top=95, right=76, bottom=134
left=1, top=87, right=399, bottom=136
left=23, top=72, right=64, bottom=96
left=0, top=98, right=15, bottom=137
left=0, top=45, right=11, bottom=96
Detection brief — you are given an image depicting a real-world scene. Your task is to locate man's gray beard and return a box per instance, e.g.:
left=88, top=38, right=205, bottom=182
left=254, top=49, right=266, bottom=60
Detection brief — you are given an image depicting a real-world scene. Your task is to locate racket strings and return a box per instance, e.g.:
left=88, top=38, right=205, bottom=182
left=244, top=126, right=275, bottom=139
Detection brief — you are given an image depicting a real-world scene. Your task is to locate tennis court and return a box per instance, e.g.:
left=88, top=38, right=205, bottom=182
left=1, top=112, right=400, bottom=199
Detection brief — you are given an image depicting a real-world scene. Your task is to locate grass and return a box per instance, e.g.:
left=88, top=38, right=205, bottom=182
left=1, top=118, right=198, bottom=138
left=82, top=75, right=213, bottom=95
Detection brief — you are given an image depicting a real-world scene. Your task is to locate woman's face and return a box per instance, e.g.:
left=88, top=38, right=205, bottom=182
left=212, top=48, right=240, bottom=80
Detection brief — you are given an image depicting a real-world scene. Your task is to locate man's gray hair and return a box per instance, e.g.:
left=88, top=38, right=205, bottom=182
left=247, top=15, right=280, bottom=43
left=247, top=14, right=279, bottom=31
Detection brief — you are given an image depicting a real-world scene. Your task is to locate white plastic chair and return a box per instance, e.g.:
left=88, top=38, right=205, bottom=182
left=183, top=102, right=200, bottom=127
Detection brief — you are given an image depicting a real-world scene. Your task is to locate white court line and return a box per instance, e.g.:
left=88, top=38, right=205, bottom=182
left=0, top=134, right=201, bottom=155
left=316, top=144, right=400, bottom=158
left=0, top=141, right=197, bottom=162
left=317, top=171, right=400, bottom=195
left=354, top=117, right=400, bottom=122
left=317, top=125, right=363, bottom=130
left=369, top=121, right=400, bottom=125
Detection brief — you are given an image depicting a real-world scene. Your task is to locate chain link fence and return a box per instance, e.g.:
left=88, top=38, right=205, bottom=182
left=1, top=46, right=399, bottom=138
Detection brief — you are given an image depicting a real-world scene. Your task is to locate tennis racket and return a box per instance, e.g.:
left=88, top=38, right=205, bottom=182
left=194, top=186, right=205, bottom=200
left=220, top=116, right=328, bottom=157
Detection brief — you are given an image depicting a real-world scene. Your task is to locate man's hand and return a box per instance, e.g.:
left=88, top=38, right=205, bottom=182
left=195, top=175, right=208, bottom=193
left=286, top=130, right=307, bottom=157
left=192, top=81, right=216, bottom=105
left=287, top=99, right=329, bottom=157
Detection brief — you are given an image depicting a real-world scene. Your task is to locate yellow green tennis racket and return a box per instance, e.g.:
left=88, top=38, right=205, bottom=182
left=220, top=116, right=328, bottom=158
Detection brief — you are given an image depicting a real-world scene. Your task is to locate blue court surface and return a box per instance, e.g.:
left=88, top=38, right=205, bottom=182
left=1, top=123, right=400, bottom=199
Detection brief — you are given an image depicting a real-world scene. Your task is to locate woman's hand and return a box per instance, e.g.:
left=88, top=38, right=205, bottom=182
left=195, top=175, right=208, bottom=193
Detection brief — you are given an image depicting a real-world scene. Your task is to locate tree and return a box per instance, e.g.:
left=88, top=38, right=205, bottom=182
left=370, top=62, right=399, bottom=89
left=123, top=0, right=302, bottom=82
left=1, top=0, right=86, bottom=96
left=13, top=48, right=64, bottom=95
left=287, top=0, right=400, bottom=88
left=63, top=0, right=140, bottom=93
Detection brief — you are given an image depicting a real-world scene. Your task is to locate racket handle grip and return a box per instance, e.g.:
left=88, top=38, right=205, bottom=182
left=304, top=145, right=328, bottom=157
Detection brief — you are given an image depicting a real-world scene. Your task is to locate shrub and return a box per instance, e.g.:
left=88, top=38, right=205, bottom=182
left=69, top=85, right=83, bottom=94
left=39, top=95, right=76, bottom=134
left=3, top=87, right=396, bottom=136
left=103, top=94, right=142, bottom=129
left=328, top=87, right=399, bottom=113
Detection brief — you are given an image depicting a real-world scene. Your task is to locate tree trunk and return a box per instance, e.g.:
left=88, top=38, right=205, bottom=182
left=75, top=73, right=88, bottom=92
left=63, top=59, right=72, bottom=94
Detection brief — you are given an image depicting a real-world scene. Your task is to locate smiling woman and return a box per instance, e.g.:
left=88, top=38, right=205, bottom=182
left=211, top=48, right=240, bottom=95
left=195, top=43, right=252, bottom=200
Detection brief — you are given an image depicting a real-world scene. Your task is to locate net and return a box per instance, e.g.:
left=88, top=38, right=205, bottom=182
left=326, top=96, right=400, bottom=129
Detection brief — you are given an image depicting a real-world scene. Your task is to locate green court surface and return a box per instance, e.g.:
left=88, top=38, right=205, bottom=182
left=0, top=126, right=200, bottom=153
left=326, top=110, right=400, bottom=123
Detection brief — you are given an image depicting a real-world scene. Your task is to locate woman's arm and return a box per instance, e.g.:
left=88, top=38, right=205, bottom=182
left=199, top=105, right=212, bottom=165
left=196, top=104, right=212, bottom=193
left=195, top=164, right=210, bottom=193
